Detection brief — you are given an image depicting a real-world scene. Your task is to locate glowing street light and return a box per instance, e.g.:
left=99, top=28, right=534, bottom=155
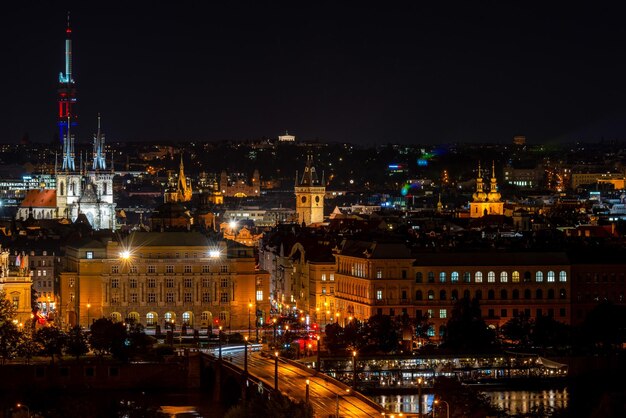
left=16, top=403, right=29, bottom=418
left=305, top=379, right=310, bottom=403
left=352, top=350, right=358, bottom=388
left=417, top=377, right=423, bottom=418
left=218, top=325, right=223, bottom=360
left=244, top=336, right=249, bottom=375
left=86, top=303, right=91, bottom=328
left=248, top=301, right=252, bottom=339
left=274, top=351, right=279, bottom=391
left=434, top=399, right=450, bottom=418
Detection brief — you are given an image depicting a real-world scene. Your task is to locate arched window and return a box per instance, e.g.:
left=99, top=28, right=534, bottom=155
left=451, top=289, right=459, bottom=301
left=439, top=272, right=446, bottom=283
left=103, top=182, right=108, bottom=195
left=463, top=272, right=471, bottom=283
left=488, top=271, right=495, bottom=283
left=547, top=271, right=555, bottom=282
left=559, top=289, right=567, bottom=299
left=415, top=290, right=423, bottom=300
left=536, top=271, right=544, bottom=282
left=475, top=272, right=483, bottom=283
left=500, top=272, right=508, bottom=283
left=475, top=289, right=482, bottom=300
left=439, top=325, right=447, bottom=338
left=512, top=289, right=519, bottom=300
left=415, top=272, right=423, bottom=283
left=512, top=271, right=520, bottom=283
left=488, top=289, right=495, bottom=300
left=146, top=312, right=157, bottom=326
left=440, top=290, right=447, bottom=300
left=463, top=290, right=471, bottom=299
left=548, top=289, right=555, bottom=299
left=524, top=289, right=531, bottom=299
left=524, top=271, right=532, bottom=283
left=559, top=271, right=567, bottom=282
left=427, top=272, right=435, bottom=283
left=428, top=290, right=434, bottom=300
left=451, top=272, right=459, bottom=283
left=59, top=181, right=65, bottom=196
left=500, top=289, right=508, bottom=300
left=536, top=289, right=543, bottom=299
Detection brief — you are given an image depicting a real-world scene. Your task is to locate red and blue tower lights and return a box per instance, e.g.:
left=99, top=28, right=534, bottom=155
left=57, top=12, right=77, bottom=143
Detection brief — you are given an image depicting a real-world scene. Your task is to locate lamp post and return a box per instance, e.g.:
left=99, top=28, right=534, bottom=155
left=352, top=350, right=357, bottom=388
left=316, top=335, right=321, bottom=372
left=16, top=403, right=29, bottom=418
left=218, top=325, right=223, bottom=360
left=336, top=388, right=350, bottom=418
left=417, top=377, right=423, bottom=418
left=434, top=399, right=449, bottom=418
left=248, top=302, right=252, bottom=340
left=86, top=303, right=91, bottom=328
left=244, top=336, right=248, bottom=375
left=274, top=351, right=279, bottom=391
left=335, top=312, right=340, bottom=324
left=305, top=379, right=310, bottom=404
left=272, top=318, right=277, bottom=347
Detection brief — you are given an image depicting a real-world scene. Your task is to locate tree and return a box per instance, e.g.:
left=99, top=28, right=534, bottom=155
left=89, top=318, right=129, bottom=360
left=0, top=290, right=20, bottom=364
left=442, top=297, right=497, bottom=352
left=35, top=326, right=67, bottom=364
left=323, top=322, right=346, bottom=353
left=66, top=325, right=89, bottom=360
left=501, top=314, right=533, bottom=347
left=531, top=315, right=571, bottom=350
left=17, top=328, right=43, bottom=364
left=365, top=314, right=399, bottom=353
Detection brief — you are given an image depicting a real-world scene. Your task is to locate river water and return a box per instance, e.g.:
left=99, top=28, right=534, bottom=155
left=372, top=387, right=569, bottom=415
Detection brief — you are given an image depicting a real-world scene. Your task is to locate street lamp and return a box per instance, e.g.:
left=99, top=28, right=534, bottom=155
left=218, top=325, right=223, bottom=360
left=272, top=318, right=277, bottom=347
left=86, top=303, right=91, bottom=328
left=335, top=312, right=340, bottom=323
left=417, top=377, right=423, bottom=418
left=316, top=335, right=321, bottom=372
left=244, top=336, right=248, bottom=375
left=434, top=399, right=450, bottom=418
left=336, top=388, right=350, bottom=418
left=16, top=403, right=29, bottom=418
left=248, top=301, right=252, bottom=340
left=274, top=351, right=279, bottom=391
left=352, top=350, right=358, bottom=388
left=305, top=379, right=310, bottom=403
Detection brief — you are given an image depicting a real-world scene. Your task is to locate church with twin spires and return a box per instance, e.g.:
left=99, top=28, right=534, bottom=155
left=470, top=161, right=504, bottom=218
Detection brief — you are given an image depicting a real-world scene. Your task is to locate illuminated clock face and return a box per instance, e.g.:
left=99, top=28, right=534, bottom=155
left=301, top=196, right=307, bottom=203
left=315, top=196, right=320, bottom=203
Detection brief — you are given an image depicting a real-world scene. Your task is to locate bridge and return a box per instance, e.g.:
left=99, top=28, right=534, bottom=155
left=201, top=344, right=391, bottom=417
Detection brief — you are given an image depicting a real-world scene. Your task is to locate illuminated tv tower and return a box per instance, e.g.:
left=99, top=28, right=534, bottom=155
left=57, top=12, right=77, bottom=144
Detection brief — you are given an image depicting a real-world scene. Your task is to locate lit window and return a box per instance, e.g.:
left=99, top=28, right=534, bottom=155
left=376, top=269, right=383, bottom=279
left=547, top=271, right=555, bottom=282
left=475, top=272, right=483, bottom=283
left=439, top=309, right=447, bottom=319
left=500, top=272, right=508, bottom=282
left=428, top=290, right=434, bottom=300
left=487, top=271, right=495, bottom=283
left=451, top=272, right=459, bottom=283
left=463, top=272, right=471, bottom=283
left=321, top=274, right=327, bottom=281
left=376, top=289, right=383, bottom=300
left=512, top=271, right=520, bottom=283
left=86, top=251, right=94, bottom=259
left=439, top=272, right=446, bottom=283
left=536, top=271, right=544, bottom=282
left=559, top=271, right=567, bottom=282
left=330, top=274, right=335, bottom=281
left=256, top=290, right=263, bottom=301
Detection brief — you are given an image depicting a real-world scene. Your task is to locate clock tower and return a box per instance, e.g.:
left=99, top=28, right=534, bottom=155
left=295, top=155, right=325, bottom=225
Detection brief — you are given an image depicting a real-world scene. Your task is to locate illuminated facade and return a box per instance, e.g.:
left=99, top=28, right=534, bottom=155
left=295, top=155, right=325, bottom=225
left=164, top=156, right=193, bottom=203
left=59, top=232, right=270, bottom=332
left=334, top=239, right=572, bottom=339
left=220, top=170, right=260, bottom=197
left=0, top=248, right=33, bottom=325
left=470, top=162, right=504, bottom=218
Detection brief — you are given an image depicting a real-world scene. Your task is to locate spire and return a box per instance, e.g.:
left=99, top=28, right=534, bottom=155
left=61, top=115, right=75, bottom=171
left=92, top=113, right=106, bottom=170
left=299, top=153, right=319, bottom=186
left=472, top=161, right=486, bottom=202
left=492, top=160, right=495, bottom=179
left=487, top=160, right=501, bottom=202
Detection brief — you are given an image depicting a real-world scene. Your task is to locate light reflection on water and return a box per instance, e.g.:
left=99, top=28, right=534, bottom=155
left=371, top=388, right=569, bottom=414
left=483, top=389, right=569, bottom=414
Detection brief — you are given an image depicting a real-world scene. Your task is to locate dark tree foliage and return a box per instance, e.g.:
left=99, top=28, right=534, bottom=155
left=442, top=297, right=497, bottom=352
left=501, top=314, right=533, bottom=347
left=323, top=322, right=346, bottom=352
left=89, top=318, right=129, bottom=360
left=364, top=314, right=399, bottom=353
left=224, top=390, right=313, bottom=418
left=580, top=302, right=626, bottom=351
left=35, top=326, right=67, bottom=364
left=65, top=325, right=89, bottom=360
left=531, top=315, right=570, bottom=350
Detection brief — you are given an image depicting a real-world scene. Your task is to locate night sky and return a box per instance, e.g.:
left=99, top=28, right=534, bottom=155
left=4, top=1, right=626, bottom=145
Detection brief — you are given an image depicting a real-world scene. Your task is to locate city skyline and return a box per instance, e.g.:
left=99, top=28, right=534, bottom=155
left=4, top=2, right=626, bottom=145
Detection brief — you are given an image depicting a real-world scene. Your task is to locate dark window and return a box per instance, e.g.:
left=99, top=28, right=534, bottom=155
left=463, top=290, right=470, bottom=299
left=548, top=289, right=555, bottom=299
left=427, top=272, right=435, bottom=283
left=377, top=308, right=383, bottom=315
left=440, top=290, right=446, bottom=300
left=415, top=290, right=423, bottom=300
left=513, top=309, right=519, bottom=317
left=548, top=308, right=554, bottom=318
left=475, top=290, right=482, bottom=300
left=537, top=308, right=542, bottom=317
left=488, top=309, right=495, bottom=318
left=500, top=289, right=508, bottom=300
left=524, top=271, right=532, bottom=283
left=536, top=289, right=543, bottom=299
left=501, top=309, right=507, bottom=318
left=561, top=308, right=567, bottom=317
left=390, top=308, right=395, bottom=317
left=401, top=290, right=407, bottom=300
left=415, top=272, right=423, bottom=283
left=488, top=289, right=495, bottom=300
left=85, top=367, right=95, bottom=377
left=451, top=289, right=458, bottom=301
left=512, top=289, right=519, bottom=300
left=402, top=270, right=407, bottom=279
left=524, top=289, right=531, bottom=300
left=559, top=289, right=566, bottom=299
